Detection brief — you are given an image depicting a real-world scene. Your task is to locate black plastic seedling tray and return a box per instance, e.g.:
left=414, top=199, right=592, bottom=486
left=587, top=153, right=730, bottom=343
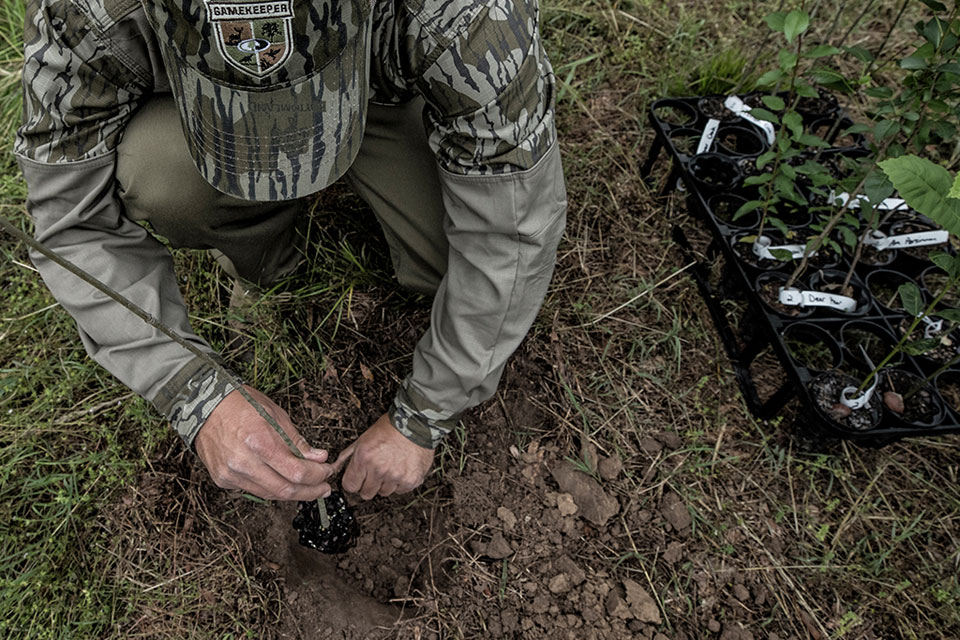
left=645, top=94, right=960, bottom=443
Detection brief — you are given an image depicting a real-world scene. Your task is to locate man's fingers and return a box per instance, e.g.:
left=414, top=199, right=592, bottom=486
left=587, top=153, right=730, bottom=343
left=378, top=481, right=399, bottom=497
left=331, top=442, right=357, bottom=474
left=358, top=473, right=382, bottom=501
left=341, top=454, right=365, bottom=494
left=230, top=459, right=333, bottom=501
left=247, top=431, right=335, bottom=488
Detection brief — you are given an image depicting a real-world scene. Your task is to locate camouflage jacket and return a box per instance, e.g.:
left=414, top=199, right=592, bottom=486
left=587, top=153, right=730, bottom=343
left=16, top=0, right=566, bottom=449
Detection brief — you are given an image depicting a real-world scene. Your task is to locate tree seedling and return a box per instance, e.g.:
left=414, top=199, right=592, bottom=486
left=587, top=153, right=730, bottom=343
left=839, top=155, right=960, bottom=412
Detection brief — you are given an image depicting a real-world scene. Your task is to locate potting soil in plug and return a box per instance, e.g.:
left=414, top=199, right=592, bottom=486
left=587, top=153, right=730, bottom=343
left=293, top=491, right=360, bottom=554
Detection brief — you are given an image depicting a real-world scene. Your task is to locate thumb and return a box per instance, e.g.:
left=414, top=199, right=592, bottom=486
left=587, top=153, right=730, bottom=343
left=288, top=429, right=328, bottom=463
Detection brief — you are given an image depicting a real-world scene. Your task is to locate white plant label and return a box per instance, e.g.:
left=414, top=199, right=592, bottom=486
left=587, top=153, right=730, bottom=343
left=697, top=118, right=720, bottom=155
left=723, top=95, right=776, bottom=145
left=863, top=229, right=949, bottom=251
left=839, top=377, right=878, bottom=411
left=921, top=314, right=944, bottom=340
left=778, top=286, right=858, bottom=312
left=831, top=192, right=907, bottom=212
left=752, top=235, right=812, bottom=260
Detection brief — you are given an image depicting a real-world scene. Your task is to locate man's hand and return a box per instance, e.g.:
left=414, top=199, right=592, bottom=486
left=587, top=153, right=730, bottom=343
left=195, top=386, right=335, bottom=501
left=334, top=413, right=434, bottom=500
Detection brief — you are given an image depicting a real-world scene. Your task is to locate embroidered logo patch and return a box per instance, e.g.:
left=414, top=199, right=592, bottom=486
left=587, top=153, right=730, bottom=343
left=205, top=0, right=294, bottom=77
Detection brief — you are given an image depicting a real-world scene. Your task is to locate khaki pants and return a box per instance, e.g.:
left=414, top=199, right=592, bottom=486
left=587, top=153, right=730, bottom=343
left=115, top=95, right=448, bottom=295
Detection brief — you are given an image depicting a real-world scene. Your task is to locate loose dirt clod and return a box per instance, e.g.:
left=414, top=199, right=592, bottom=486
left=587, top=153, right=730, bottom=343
left=661, top=492, right=692, bottom=534
left=550, top=463, right=619, bottom=526
left=598, top=455, right=623, bottom=480
left=483, top=531, right=513, bottom=559
left=623, top=578, right=662, bottom=624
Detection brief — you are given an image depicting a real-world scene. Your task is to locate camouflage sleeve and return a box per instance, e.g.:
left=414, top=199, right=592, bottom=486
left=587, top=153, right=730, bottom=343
left=16, top=0, right=148, bottom=162
left=16, top=1, right=235, bottom=449
left=377, top=0, right=566, bottom=447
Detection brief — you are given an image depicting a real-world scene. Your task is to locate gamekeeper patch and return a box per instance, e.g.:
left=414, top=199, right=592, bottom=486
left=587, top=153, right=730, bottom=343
left=204, top=0, right=294, bottom=77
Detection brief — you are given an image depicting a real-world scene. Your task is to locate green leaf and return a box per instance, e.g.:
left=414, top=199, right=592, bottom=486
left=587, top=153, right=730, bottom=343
left=732, top=200, right=765, bottom=221
left=917, top=0, right=947, bottom=11
left=769, top=217, right=790, bottom=236
left=783, top=111, right=803, bottom=138
left=844, top=46, right=875, bottom=63
left=923, top=17, right=947, bottom=48
left=756, top=151, right=777, bottom=169
left=880, top=156, right=960, bottom=237
left=765, top=11, right=787, bottom=32
left=901, top=56, right=928, bottom=70
left=795, top=84, right=820, bottom=98
left=839, top=225, right=857, bottom=248
left=874, top=120, right=900, bottom=140
left=779, top=50, right=799, bottom=70
left=936, top=309, right=960, bottom=323
left=939, top=62, right=960, bottom=75
left=784, top=10, right=810, bottom=43
left=804, top=44, right=841, bottom=58
left=863, top=171, right=895, bottom=210
left=796, top=133, right=830, bottom=148
left=843, top=124, right=873, bottom=135
left=864, top=87, right=893, bottom=99
left=744, top=174, right=773, bottom=186
left=899, top=282, right=923, bottom=317
left=950, top=173, right=960, bottom=200
left=749, top=107, right=780, bottom=123
left=756, top=69, right=785, bottom=88
left=769, top=248, right=794, bottom=261
left=781, top=164, right=798, bottom=181
left=930, top=252, right=958, bottom=278
left=904, top=338, right=941, bottom=355
left=761, top=95, right=786, bottom=111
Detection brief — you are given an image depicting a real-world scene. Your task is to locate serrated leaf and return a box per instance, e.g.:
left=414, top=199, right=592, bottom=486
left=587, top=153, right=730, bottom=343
left=795, top=84, right=821, bottom=98
left=843, top=124, right=873, bottom=135
left=797, top=133, right=831, bottom=148
left=880, top=156, right=960, bottom=237
left=899, top=282, right=923, bottom=317
left=761, top=95, right=786, bottom=111
left=781, top=164, right=798, bottom=180
left=784, top=10, right=810, bottom=42
left=917, top=0, right=947, bottom=10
